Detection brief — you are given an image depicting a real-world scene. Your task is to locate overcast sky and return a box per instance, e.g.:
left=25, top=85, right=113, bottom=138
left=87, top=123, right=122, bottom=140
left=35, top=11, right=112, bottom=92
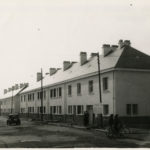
left=0, top=0, right=150, bottom=95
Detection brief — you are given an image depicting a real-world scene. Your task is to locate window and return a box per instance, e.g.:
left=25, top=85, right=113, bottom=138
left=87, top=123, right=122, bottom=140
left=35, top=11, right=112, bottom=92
left=58, top=106, right=62, bottom=114
left=77, top=105, right=83, bottom=115
left=50, top=106, right=53, bottom=114
left=126, top=104, right=138, bottom=115
left=126, top=104, right=131, bottom=115
left=37, top=92, right=40, bottom=100
left=32, top=93, right=34, bottom=101
left=88, top=80, right=93, bottom=93
left=103, top=104, right=109, bottom=115
left=132, top=104, right=138, bottom=115
left=68, top=105, right=72, bottom=114
left=53, top=106, right=56, bottom=114
left=73, top=106, right=76, bottom=115
left=21, top=96, right=22, bottom=102
left=103, top=77, right=108, bottom=90
left=68, top=85, right=72, bottom=96
left=77, top=83, right=81, bottom=95
left=43, top=91, right=46, bottom=99
left=59, top=87, right=62, bottom=97
left=50, top=89, right=53, bottom=98
left=54, top=89, right=56, bottom=97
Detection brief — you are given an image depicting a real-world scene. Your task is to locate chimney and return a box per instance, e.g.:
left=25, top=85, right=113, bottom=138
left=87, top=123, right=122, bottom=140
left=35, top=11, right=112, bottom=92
left=20, top=83, right=24, bottom=88
left=49, top=68, right=57, bottom=76
left=91, top=53, right=98, bottom=57
left=4, top=89, right=7, bottom=94
left=80, top=52, right=87, bottom=65
left=111, top=45, right=118, bottom=51
left=8, top=88, right=12, bottom=92
left=24, top=83, right=29, bottom=87
left=37, top=72, right=42, bottom=82
left=124, top=40, right=131, bottom=46
left=118, top=39, right=124, bottom=48
left=15, top=84, right=19, bottom=90
left=63, top=61, right=71, bottom=71
left=102, top=44, right=111, bottom=57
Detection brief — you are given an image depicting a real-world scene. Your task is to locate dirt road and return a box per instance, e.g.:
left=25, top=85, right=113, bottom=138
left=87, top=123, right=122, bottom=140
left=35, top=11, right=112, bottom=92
left=0, top=116, right=148, bottom=148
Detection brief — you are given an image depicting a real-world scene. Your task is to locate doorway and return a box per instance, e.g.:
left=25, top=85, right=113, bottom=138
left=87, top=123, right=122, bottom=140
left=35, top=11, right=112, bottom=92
left=86, top=105, right=93, bottom=126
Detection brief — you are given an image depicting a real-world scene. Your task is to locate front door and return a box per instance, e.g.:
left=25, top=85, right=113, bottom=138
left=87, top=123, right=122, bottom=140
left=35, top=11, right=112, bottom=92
left=86, top=105, right=93, bottom=126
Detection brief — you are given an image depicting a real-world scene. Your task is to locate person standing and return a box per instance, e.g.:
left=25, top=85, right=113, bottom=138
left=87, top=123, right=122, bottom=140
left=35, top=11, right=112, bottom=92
left=114, top=114, right=121, bottom=134
left=84, top=111, right=89, bottom=126
left=108, top=114, right=114, bottom=131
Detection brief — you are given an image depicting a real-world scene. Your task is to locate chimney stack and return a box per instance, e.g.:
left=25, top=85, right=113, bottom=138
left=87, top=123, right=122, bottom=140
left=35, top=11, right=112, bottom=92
left=111, top=45, right=118, bottom=51
left=63, top=61, right=71, bottom=71
left=80, top=52, right=87, bottom=65
left=124, top=40, right=131, bottom=46
left=4, top=89, right=7, bottom=94
left=49, top=68, right=57, bottom=76
left=37, top=72, right=42, bottom=82
left=118, top=39, right=124, bottom=48
left=103, top=44, right=111, bottom=57
left=15, top=84, right=19, bottom=90
left=91, top=53, right=98, bottom=57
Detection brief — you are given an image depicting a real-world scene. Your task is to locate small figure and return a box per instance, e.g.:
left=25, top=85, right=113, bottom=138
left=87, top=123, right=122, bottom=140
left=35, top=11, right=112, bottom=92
left=114, top=114, right=121, bottom=134
left=84, top=111, right=89, bottom=127
left=108, top=114, right=114, bottom=131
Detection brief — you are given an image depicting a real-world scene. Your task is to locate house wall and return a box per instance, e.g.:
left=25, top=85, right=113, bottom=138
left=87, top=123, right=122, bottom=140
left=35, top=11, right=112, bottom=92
left=19, top=71, right=114, bottom=118
left=1, top=96, right=15, bottom=114
left=115, top=70, right=150, bottom=116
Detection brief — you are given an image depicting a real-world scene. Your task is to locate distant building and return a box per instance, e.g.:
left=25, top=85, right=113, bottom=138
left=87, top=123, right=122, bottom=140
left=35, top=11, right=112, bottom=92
left=0, top=84, right=28, bottom=115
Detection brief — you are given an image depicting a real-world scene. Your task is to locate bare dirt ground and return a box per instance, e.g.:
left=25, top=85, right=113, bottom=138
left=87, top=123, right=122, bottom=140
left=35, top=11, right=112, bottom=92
left=0, top=116, right=149, bottom=148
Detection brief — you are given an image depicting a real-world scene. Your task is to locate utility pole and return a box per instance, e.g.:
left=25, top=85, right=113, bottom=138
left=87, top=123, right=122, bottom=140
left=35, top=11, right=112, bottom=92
left=11, top=89, right=14, bottom=114
left=97, top=52, right=103, bottom=128
left=97, top=52, right=102, bottom=103
left=41, top=68, right=43, bottom=121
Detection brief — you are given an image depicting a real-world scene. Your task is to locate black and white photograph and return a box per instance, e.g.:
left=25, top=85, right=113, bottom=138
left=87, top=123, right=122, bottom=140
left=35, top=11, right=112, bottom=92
left=0, top=0, right=150, bottom=148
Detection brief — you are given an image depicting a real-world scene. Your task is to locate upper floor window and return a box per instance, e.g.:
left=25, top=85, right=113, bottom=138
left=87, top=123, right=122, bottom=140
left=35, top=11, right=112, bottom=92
left=59, top=87, right=62, bottom=97
left=43, top=91, right=46, bottom=99
left=53, top=89, right=56, bottom=97
left=24, top=95, right=26, bottom=101
left=50, top=89, right=53, bottom=98
left=103, top=77, right=108, bottom=91
left=68, top=85, right=72, bottom=96
left=88, top=80, right=93, bottom=93
left=20, top=96, right=23, bottom=102
left=77, top=83, right=81, bottom=95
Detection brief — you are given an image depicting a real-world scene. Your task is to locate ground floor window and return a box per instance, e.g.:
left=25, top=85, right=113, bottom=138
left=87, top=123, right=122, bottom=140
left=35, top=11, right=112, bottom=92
left=77, top=105, right=84, bottom=115
left=28, top=107, right=34, bottom=113
left=103, top=104, right=109, bottom=115
left=68, top=105, right=73, bottom=114
left=126, top=104, right=138, bottom=115
left=50, top=106, right=62, bottom=115
left=68, top=105, right=84, bottom=115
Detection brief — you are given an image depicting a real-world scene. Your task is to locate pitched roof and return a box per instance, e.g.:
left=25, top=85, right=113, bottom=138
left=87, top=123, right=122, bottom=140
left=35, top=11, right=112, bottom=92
left=115, top=46, right=150, bottom=69
left=0, top=86, right=28, bottom=100
left=22, top=47, right=123, bottom=93
left=19, top=45, right=150, bottom=94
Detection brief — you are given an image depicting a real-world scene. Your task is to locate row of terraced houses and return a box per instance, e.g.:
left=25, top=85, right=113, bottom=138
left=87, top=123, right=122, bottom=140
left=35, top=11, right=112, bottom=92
left=1, top=39, right=150, bottom=127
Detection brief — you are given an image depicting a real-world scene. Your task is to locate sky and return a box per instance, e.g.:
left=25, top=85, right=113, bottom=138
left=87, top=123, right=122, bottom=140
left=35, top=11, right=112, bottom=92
left=0, top=0, right=150, bottom=95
